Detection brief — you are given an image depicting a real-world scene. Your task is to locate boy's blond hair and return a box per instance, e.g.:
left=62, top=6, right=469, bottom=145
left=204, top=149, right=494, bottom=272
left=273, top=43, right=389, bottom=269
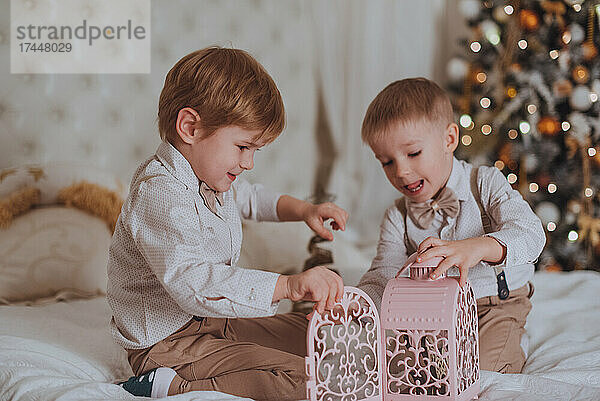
left=158, top=47, right=285, bottom=144
left=361, top=78, right=454, bottom=144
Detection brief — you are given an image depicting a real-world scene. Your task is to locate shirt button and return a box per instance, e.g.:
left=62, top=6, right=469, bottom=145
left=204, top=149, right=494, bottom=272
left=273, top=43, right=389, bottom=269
left=248, top=288, right=256, bottom=301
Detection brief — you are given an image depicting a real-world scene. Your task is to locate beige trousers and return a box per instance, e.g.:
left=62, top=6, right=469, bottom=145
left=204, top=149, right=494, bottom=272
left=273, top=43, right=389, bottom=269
left=477, top=283, right=534, bottom=373
left=127, top=312, right=309, bottom=401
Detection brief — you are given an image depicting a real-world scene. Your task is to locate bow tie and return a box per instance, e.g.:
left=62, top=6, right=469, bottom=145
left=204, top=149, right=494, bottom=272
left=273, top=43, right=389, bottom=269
left=199, top=181, right=224, bottom=215
left=406, top=186, right=460, bottom=229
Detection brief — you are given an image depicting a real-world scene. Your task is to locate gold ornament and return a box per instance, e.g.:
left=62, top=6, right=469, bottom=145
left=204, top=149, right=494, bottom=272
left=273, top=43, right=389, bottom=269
left=582, top=41, right=598, bottom=61
left=592, top=148, right=600, bottom=167
left=506, top=86, right=518, bottom=98
left=520, top=10, right=540, bottom=31
left=572, top=65, right=590, bottom=83
left=544, top=262, right=563, bottom=272
left=541, top=1, right=567, bottom=29
left=537, top=116, right=561, bottom=136
left=553, top=79, right=573, bottom=97
left=578, top=213, right=600, bottom=248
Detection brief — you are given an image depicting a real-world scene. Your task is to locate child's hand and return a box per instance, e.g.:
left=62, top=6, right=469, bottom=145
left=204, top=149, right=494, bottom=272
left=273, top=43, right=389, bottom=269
left=279, top=266, right=344, bottom=315
left=302, top=202, right=348, bottom=241
left=416, top=237, right=491, bottom=287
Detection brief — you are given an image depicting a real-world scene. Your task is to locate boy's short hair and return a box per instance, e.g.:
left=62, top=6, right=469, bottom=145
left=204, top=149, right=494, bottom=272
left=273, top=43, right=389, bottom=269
left=158, top=47, right=285, bottom=144
left=361, top=78, right=454, bottom=144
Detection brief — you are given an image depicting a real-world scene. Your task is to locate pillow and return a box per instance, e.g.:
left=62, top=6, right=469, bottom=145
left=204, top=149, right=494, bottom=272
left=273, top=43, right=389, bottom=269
left=0, top=187, right=40, bottom=228
left=0, top=206, right=111, bottom=304
left=0, top=163, right=126, bottom=204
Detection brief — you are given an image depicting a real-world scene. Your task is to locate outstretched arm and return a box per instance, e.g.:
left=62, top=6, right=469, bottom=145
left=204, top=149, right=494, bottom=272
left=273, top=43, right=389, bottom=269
left=276, top=195, right=348, bottom=240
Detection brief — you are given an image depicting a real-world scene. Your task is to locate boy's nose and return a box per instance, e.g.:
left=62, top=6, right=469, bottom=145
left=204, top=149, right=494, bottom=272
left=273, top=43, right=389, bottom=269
left=395, top=163, right=410, bottom=178
left=240, top=154, right=254, bottom=170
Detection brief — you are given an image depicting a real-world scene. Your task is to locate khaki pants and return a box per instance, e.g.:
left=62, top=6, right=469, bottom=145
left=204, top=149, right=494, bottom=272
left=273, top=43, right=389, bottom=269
left=477, top=283, right=534, bottom=373
left=127, top=312, right=309, bottom=401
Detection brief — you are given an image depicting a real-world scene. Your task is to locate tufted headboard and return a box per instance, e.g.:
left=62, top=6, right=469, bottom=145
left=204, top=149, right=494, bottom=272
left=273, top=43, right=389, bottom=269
left=0, top=0, right=317, bottom=199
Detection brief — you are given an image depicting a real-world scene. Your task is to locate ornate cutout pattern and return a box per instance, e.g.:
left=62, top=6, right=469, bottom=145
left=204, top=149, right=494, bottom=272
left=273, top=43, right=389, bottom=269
left=385, top=329, right=450, bottom=396
left=456, top=285, right=479, bottom=394
left=306, top=287, right=383, bottom=401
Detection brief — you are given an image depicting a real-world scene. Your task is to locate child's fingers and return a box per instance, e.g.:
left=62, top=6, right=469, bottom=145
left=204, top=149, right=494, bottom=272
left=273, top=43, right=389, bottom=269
left=323, top=210, right=346, bottom=231
left=417, top=237, right=444, bottom=254
left=458, top=266, right=470, bottom=287
left=417, top=244, right=447, bottom=263
left=429, top=257, right=455, bottom=280
left=308, top=218, right=333, bottom=240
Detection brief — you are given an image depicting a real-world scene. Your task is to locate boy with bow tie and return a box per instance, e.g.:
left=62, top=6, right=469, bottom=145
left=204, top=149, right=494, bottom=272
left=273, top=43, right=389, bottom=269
left=357, top=78, right=545, bottom=374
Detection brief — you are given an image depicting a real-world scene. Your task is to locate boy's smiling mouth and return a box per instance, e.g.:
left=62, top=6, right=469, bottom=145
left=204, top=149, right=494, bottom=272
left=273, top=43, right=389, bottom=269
left=227, top=172, right=237, bottom=181
left=404, top=179, right=424, bottom=193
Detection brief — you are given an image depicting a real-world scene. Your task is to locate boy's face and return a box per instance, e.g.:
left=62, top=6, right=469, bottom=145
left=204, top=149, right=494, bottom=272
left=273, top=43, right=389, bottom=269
left=187, top=125, right=264, bottom=192
left=369, top=119, right=458, bottom=203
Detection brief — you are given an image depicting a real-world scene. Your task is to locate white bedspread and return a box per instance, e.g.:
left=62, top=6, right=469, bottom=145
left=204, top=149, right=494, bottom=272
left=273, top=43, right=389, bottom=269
left=1, top=271, right=599, bottom=401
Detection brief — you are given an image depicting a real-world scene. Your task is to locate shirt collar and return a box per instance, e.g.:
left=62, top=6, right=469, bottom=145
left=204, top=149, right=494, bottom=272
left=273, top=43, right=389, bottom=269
left=444, top=156, right=470, bottom=202
left=155, top=141, right=200, bottom=193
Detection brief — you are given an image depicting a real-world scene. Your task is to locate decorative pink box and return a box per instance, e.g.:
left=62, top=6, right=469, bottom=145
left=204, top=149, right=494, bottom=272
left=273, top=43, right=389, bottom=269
left=306, top=253, right=480, bottom=401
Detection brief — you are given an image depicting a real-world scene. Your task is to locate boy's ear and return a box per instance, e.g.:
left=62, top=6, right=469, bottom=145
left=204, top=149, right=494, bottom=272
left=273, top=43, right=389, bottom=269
left=176, top=107, right=203, bottom=145
left=444, top=123, right=459, bottom=153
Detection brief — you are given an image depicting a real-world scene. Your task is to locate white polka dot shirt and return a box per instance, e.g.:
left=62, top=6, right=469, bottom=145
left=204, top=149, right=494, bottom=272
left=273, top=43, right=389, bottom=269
left=107, top=141, right=282, bottom=349
left=358, top=157, right=546, bottom=309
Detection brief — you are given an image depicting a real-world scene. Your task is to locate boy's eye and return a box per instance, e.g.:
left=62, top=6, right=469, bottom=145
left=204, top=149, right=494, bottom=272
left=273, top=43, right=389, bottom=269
left=237, top=145, right=249, bottom=151
left=408, top=150, right=421, bottom=157
left=381, top=160, right=393, bottom=167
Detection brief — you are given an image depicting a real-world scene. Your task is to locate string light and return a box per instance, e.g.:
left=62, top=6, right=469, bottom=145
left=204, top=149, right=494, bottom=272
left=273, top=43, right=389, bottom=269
left=462, top=135, right=472, bottom=146
left=481, top=124, right=492, bottom=135
left=494, top=160, right=505, bottom=170
left=480, top=97, right=491, bottom=108
left=476, top=72, right=487, bottom=83
left=548, top=183, right=557, bottom=193
left=568, top=230, right=579, bottom=242
left=562, top=121, right=571, bottom=131
left=589, top=148, right=597, bottom=157
left=527, top=104, right=537, bottom=114
left=591, top=93, right=598, bottom=102
left=508, top=129, right=518, bottom=139
left=504, top=5, right=514, bottom=14
left=519, top=121, right=531, bottom=134
left=585, top=187, right=594, bottom=197
left=549, top=50, right=559, bottom=59
left=562, top=31, right=572, bottom=44
left=547, top=222, right=556, bottom=232
left=470, top=41, right=482, bottom=52
left=529, top=183, right=539, bottom=192
left=518, top=39, right=528, bottom=49
left=573, top=4, right=582, bottom=12
left=507, top=173, right=517, bottom=184
left=459, top=114, right=472, bottom=128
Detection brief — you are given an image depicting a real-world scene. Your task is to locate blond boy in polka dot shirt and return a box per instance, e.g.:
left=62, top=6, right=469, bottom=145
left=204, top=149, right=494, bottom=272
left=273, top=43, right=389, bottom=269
left=109, top=47, right=347, bottom=400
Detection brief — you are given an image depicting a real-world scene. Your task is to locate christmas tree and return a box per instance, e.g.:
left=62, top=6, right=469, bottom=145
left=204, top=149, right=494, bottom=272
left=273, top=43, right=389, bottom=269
left=446, top=0, right=600, bottom=271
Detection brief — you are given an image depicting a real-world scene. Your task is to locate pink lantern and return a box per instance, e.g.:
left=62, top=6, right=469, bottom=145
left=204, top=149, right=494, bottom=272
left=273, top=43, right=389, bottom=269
left=306, top=253, right=480, bottom=401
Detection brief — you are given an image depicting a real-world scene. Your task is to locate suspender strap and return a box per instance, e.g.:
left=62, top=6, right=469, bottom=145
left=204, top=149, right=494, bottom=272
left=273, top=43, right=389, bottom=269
left=470, top=167, right=509, bottom=300
left=395, top=198, right=417, bottom=256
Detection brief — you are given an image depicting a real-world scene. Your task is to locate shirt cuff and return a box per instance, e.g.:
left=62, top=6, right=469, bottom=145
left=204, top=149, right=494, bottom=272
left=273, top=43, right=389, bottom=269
left=228, top=269, right=281, bottom=316
left=484, top=233, right=509, bottom=269
left=259, top=190, right=282, bottom=222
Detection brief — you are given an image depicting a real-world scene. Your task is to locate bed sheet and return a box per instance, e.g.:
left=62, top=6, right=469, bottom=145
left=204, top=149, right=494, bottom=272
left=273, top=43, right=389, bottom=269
left=0, top=271, right=599, bottom=401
